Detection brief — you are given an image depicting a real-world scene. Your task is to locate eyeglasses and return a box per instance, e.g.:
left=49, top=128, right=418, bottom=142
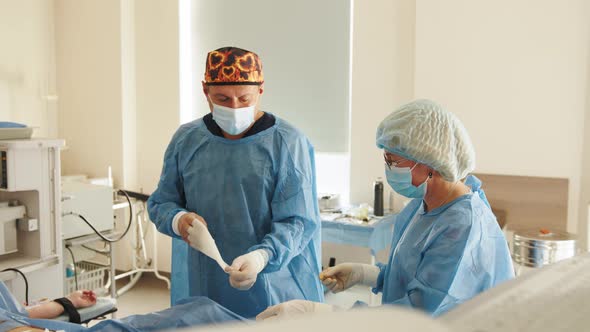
left=383, top=154, right=409, bottom=170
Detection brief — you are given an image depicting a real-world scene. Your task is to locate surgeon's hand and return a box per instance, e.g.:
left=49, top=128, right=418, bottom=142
left=256, top=300, right=334, bottom=321
left=225, top=250, right=269, bottom=290
left=179, top=212, right=207, bottom=243
left=320, top=263, right=380, bottom=293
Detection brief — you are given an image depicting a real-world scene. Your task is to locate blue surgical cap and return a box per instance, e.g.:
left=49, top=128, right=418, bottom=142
left=376, top=99, right=476, bottom=182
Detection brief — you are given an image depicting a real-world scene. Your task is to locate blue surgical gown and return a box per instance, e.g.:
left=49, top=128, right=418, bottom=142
left=0, top=281, right=246, bottom=331
left=148, top=115, right=324, bottom=318
left=373, top=175, right=514, bottom=316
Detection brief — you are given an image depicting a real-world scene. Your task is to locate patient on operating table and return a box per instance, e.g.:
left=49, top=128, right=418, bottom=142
left=0, top=281, right=245, bottom=331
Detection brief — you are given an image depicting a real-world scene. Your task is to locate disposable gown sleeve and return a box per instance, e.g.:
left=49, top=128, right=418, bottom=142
left=248, top=139, right=319, bottom=272
left=372, top=263, right=388, bottom=294
left=147, top=127, right=189, bottom=239
left=384, top=221, right=473, bottom=317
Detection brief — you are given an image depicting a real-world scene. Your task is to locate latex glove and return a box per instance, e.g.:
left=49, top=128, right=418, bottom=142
left=186, top=221, right=229, bottom=270
left=319, top=263, right=380, bottom=293
left=178, top=212, right=207, bottom=242
left=225, top=250, right=269, bottom=290
left=256, top=300, right=334, bottom=321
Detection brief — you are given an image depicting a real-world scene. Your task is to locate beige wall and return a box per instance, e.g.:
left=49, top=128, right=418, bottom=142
left=23, top=0, right=590, bottom=273
left=326, top=0, right=416, bottom=267
left=474, top=173, right=569, bottom=232
left=347, top=0, right=590, bottom=251
left=121, top=0, right=138, bottom=190
left=0, top=0, right=57, bottom=138
left=55, top=0, right=125, bottom=183
left=135, top=0, right=180, bottom=198
left=413, top=0, right=590, bottom=239
left=55, top=0, right=183, bottom=273
left=579, top=50, right=590, bottom=250
left=55, top=0, right=178, bottom=271
left=349, top=0, right=416, bottom=206
left=133, top=0, right=180, bottom=272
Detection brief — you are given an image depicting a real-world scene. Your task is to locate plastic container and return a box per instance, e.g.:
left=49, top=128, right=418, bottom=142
left=373, top=178, right=384, bottom=216
left=65, top=261, right=107, bottom=294
left=0, top=128, right=33, bottom=140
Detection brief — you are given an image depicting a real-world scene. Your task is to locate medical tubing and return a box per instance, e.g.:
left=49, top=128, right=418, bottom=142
left=65, top=245, right=79, bottom=291
left=81, top=244, right=110, bottom=254
left=127, top=203, right=150, bottom=252
left=114, top=190, right=151, bottom=251
left=1, top=268, right=28, bottom=305
left=63, top=189, right=134, bottom=243
left=117, top=190, right=150, bottom=202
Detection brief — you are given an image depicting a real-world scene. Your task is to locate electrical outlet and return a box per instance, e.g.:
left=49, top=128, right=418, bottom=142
left=17, top=218, right=38, bottom=232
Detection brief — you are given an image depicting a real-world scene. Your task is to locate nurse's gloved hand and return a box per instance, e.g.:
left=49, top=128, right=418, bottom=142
left=255, top=300, right=334, bottom=321
left=179, top=212, right=207, bottom=243
left=319, top=263, right=380, bottom=293
left=225, top=250, right=269, bottom=290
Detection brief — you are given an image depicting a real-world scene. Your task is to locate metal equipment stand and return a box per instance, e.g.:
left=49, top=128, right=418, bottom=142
left=112, top=197, right=170, bottom=296
left=64, top=230, right=121, bottom=318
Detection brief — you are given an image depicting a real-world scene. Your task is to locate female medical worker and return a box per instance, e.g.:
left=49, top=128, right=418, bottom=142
left=257, top=99, right=515, bottom=319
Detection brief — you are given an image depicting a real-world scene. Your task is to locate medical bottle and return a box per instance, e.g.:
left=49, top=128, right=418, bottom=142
left=373, top=178, right=384, bottom=216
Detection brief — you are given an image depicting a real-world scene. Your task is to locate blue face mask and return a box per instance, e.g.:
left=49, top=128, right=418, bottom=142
left=385, top=163, right=428, bottom=198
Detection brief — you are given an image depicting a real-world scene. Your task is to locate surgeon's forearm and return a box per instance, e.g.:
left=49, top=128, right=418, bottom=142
left=26, top=301, right=65, bottom=319
left=254, top=217, right=315, bottom=272
left=147, top=199, right=186, bottom=238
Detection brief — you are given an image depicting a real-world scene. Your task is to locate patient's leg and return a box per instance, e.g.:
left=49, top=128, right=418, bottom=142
left=113, top=296, right=248, bottom=331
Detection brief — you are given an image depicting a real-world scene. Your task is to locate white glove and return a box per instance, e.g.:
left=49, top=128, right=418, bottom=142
left=256, top=300, right=334, bottom=321
left=319, top=263, right=380, bottom=293
left=225, top=250, right=269, bottom=290
left=186, top=221, right=229, bottom=271
left=176, top=212, right=206, bottom=241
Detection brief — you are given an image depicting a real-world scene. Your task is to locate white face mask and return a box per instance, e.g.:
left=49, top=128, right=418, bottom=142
left=211, top=102, right=256, bottom=135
